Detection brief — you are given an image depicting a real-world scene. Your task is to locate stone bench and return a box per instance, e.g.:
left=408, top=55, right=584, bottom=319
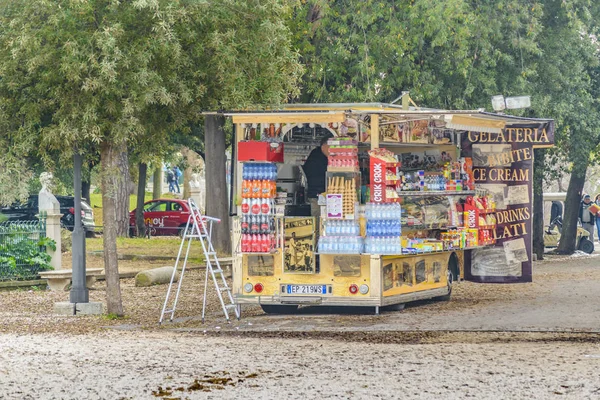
left=39, top=268, right=104, bottom=291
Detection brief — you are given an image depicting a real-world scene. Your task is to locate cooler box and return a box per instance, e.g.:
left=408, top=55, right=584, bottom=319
left=238, top=141, right=284, bottom=163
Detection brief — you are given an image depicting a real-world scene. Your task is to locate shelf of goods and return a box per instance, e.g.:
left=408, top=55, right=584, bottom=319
left=397, top=190, right=476, bottom=197
left=365, top=203, right=402, bottom=254
left=318, top=220, right=363, bottom=254
left=240, top=162, right=280, bottom=254
left=369, top=148, right=402, bottom=203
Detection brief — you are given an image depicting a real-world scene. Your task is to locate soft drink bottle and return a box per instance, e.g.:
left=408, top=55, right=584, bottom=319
left=251, top=198, right=261, bottom=215
left=241, top=198, right=250, bottom=214
left=241, top=234, right=248, bottom=252
left=261, top=234, right=269, bottom=252
left=260, top=198, right=269, bottom=216
left=251, top=235, right=260, bottom=252
left=241, top=216, right=249, bottom=234
left=251, top=180, right=260, bottom=198
left=251, top=216, right=259, bottom=234
left=241, top=180, right=249, bottom=198
left=260, top=215, right=270, bottom=234
left=261, top=180, right=270, bottom=198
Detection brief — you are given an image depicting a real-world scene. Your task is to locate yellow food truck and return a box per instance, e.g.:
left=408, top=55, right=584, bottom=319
left=223, top=102, right=554, bottom=314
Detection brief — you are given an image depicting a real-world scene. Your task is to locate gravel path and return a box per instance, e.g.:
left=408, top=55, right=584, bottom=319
left=2, top=331, right=600, bottom=399
left=2, top=252, right=600, bottom=399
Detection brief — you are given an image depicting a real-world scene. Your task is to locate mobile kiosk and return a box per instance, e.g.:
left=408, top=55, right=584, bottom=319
left=225, top=103, right=554, bottom=314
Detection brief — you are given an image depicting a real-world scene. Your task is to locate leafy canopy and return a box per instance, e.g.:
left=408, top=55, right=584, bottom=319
left=0, top=0, right=302, bottom=203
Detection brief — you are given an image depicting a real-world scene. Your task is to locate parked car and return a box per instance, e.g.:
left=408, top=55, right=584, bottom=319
left=129, top=199, right=192, bottom=236
left=0, top=195, right=95, bottom=234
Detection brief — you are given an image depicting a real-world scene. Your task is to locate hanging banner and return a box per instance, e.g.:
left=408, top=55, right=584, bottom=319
left=461, top=121, right=554, bottom=283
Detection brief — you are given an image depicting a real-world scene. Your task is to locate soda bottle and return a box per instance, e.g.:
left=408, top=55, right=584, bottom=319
left=251, top=198, right=261, bottom=215
left=251, top=235, right=260, bottom=252
left=249, top=180, right=258, bottom=198
left=241, top=216, right=249, bottom=234
left=261, top=198, right=271, bottom=216
left=251, top=216, right=259, bottom=234
left=260, top=234, right=269, bottom=252
left=260, top=215, right=270, bottom=234
left=241, top=234, right=248, bottom=252
left=241, top=180, right=249, bottom=199
left=241, top=198, right=250, bottom=214
left=261, top=180, right=270, bottom=198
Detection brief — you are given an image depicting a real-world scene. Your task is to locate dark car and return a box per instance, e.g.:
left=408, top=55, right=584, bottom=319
left=129, top=198, right=192, bottom=236
left=1, top=195, right=95, bottom=234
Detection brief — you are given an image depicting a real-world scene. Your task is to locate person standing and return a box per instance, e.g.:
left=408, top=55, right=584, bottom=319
left=302, top=134, right=333, bottom=218
left=578, top=194, right=596, bottom=242
left=595, top=194, right=600, bottom=240
left=173, top=166, right=182, bottom=194
left=166, top=168, right=176, bottom=193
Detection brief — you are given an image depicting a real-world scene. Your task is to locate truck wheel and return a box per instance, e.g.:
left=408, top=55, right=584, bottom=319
left=578, top=237, right=594, bottom=254
left=383, top=303, right=406, bottom=311
left=260, top=305, right=299, bottom=314
left=433, top=270, right=453, bottom=302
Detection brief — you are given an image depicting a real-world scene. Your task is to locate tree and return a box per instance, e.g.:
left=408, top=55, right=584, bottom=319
left=290, top=0, right=542, bottom=108
left=0, top=0, right=302, bottom=315
left=530, top=0, right=600, bottom=254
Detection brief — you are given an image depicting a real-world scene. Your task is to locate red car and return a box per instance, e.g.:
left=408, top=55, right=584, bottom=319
left=129, top=199, right=192, bottom=236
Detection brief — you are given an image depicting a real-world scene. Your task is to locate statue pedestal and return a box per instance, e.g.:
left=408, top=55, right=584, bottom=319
left=42, top=212, right=62, bottom=270
left=190, top=188, right=204, bottom=214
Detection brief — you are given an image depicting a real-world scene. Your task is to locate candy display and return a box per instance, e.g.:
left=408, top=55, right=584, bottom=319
left=369, top=149, right=401, bottom=203
left=328, top=138, right=359, bottom=170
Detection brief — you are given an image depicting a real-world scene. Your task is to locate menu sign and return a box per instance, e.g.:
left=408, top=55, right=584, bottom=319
left=461, top=122, right=554, bottom=283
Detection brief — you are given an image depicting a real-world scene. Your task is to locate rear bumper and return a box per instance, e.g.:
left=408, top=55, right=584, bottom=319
left=235, top=286, right=450, bottom=307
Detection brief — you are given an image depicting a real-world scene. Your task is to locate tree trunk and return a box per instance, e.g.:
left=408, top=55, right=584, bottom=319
left=205, top=115, right=231, bottom=255
left=153, top=167, right=162, bottom=199
left=115, top=149, right=130, bottom=237
left=135, top=162, right=147, bottom=237
left=82, top=180, right=91, bottom=204
left=100, top=141, right=124, bottom=316
left=532, top=148, right=545, bottom=260
left=557, top=160, right=588, bottom=254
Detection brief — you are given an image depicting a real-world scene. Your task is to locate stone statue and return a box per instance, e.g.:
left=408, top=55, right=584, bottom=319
left=189, top=173, right=201, bottom=189
left=38, top=171, right=62, bottom=270
left=189, top=170, right=206, bottom=213
left=38, top=172, right=60, bottom=213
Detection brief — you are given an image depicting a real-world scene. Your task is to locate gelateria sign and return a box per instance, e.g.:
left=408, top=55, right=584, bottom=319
left=461, top=120, right=554, bottom=283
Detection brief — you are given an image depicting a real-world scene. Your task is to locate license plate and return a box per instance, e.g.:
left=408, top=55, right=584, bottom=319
left=286, top=284, right=326, bottom=295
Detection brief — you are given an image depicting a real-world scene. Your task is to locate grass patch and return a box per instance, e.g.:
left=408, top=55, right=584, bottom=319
left=86, top=237, right=206, bottom=261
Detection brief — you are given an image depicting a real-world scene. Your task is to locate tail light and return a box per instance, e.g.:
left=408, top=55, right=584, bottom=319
left=349, top=284, right=358, bottom=294
left=68, top=207, right=85, bottom=217
left=359, top=284, right=369, bottom=294
left=254, top=283, right=264, bottom=293
left=243, top=283, right=254, bottom=293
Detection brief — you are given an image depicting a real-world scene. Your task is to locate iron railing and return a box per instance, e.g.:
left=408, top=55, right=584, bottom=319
left=0, top=219, right=51, bottom=281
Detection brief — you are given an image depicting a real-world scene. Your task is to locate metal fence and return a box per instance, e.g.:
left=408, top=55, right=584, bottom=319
left=0, top=219, right=50, bottom=281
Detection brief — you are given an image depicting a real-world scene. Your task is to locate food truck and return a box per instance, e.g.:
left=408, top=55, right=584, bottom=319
left=224, top=103, right=554, bottom=314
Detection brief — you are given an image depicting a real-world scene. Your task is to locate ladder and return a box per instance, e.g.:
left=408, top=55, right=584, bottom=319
left=159, top=198, right=239, bottom=324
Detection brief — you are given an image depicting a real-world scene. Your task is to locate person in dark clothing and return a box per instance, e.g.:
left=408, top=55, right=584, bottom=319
left=302, top=134, right=333, bottom=217
left=579, top=194, right=596, bottom=242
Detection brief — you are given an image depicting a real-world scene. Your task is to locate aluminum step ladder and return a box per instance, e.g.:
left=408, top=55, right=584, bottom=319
left=159, top=198, right=239, bottom=324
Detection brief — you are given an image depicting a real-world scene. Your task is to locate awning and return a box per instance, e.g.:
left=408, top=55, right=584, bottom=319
left=445, top=115, right=506, bottom=134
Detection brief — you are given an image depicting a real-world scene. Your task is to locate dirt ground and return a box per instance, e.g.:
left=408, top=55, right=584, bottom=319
left=1, top=252, right=600, bottom=399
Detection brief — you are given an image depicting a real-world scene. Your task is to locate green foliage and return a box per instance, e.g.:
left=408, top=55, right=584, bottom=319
left=291, top=0, right=542, bottom=108
left=0, top=224, right=55, bottom=280
left=0, top=0, right=302, bottom=204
